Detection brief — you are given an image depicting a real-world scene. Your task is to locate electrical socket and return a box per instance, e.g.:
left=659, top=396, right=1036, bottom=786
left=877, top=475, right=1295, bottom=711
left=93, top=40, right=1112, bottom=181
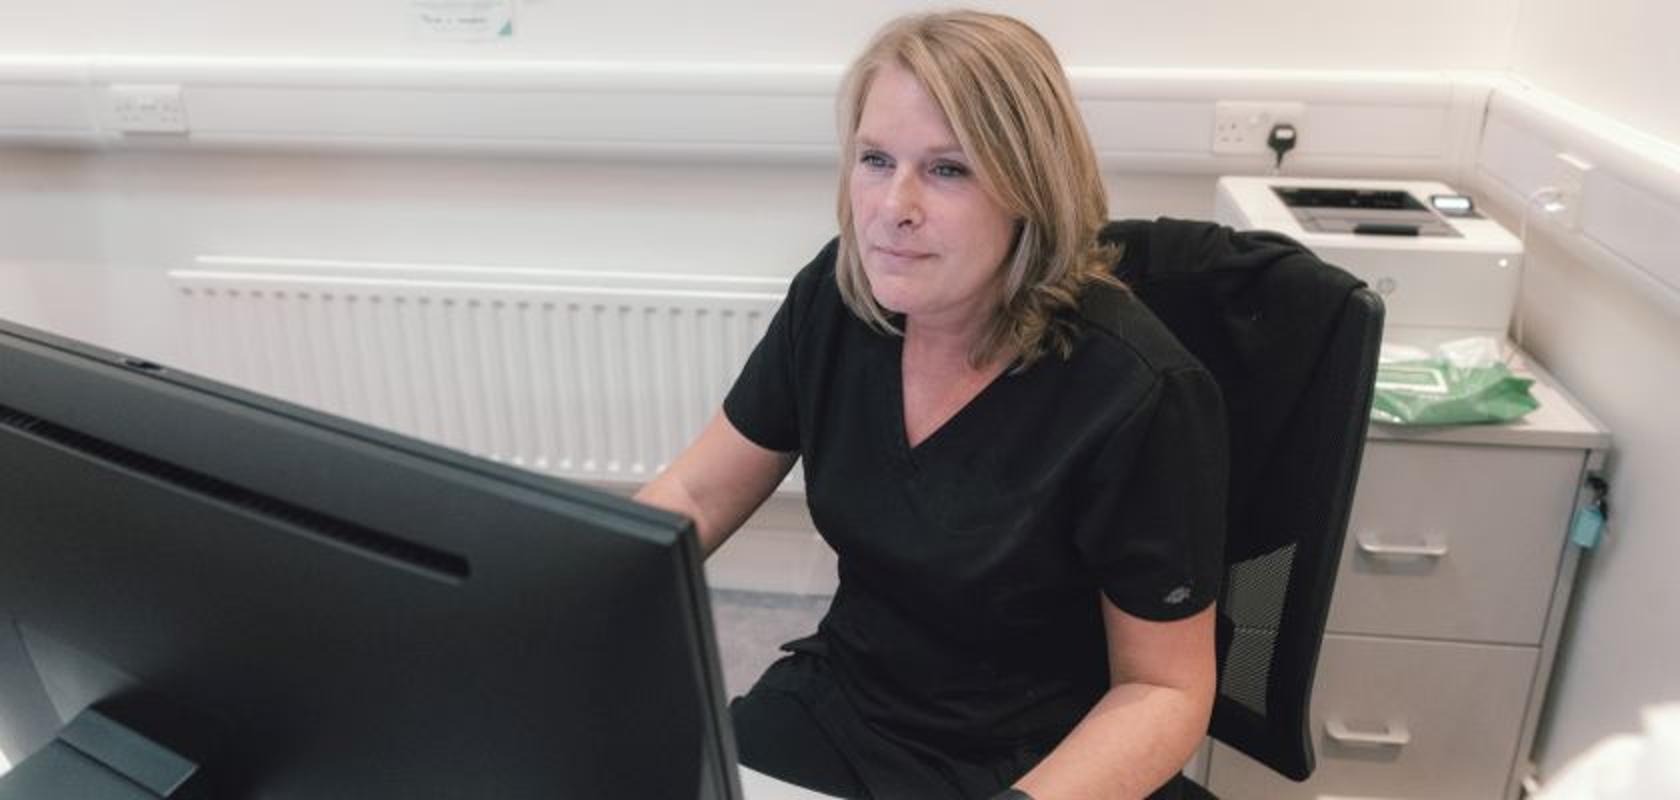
left=1212, top=101, right=1304, bottom=155
left=1550, top=152, right=1593, bottom=231
left=106, top=84, right=189, bottom=134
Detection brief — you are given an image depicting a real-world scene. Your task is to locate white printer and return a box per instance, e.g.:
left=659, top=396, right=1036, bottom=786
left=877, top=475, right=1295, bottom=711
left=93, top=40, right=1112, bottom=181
left=1214, top=176, right=1523, bottom=345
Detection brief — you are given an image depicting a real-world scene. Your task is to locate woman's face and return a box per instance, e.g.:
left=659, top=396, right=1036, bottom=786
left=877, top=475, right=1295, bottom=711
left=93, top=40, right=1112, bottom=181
left=849, top=63, right=1017, bottom=333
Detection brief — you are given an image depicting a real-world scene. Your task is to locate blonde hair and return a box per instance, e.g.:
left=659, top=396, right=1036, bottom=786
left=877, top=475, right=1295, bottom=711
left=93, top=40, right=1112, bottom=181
left=835, top=10, right=1120, bottom=369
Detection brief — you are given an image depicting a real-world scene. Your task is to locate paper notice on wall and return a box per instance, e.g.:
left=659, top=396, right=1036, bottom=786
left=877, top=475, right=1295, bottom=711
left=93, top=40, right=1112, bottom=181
left=410, top=0, right=515, bottom=41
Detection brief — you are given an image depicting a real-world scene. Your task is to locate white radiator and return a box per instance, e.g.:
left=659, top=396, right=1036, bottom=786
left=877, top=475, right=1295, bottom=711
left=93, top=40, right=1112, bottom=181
left=168, top=256, right=789, bottom=486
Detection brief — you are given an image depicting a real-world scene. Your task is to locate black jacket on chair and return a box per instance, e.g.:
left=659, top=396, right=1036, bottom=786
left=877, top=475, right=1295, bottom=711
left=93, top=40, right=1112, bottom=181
left=1098, top=218, right=1384, bottom=790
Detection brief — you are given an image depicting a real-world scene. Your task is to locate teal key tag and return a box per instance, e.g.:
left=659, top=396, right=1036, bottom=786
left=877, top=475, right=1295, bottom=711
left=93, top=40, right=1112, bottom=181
left=1570, top=504, right=1606, bottom=550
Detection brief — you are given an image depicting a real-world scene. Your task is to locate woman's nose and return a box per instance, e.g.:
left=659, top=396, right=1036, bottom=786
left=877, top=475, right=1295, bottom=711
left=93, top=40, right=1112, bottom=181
left=882, top=173, right=923, bottom=228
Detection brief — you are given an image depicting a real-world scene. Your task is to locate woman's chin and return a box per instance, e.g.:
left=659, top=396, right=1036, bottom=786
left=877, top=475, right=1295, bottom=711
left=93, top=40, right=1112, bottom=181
left=872, top=297, right=913, bottom=317
left=866, top=282, right=916, bottom=317
left=858, top=270, right=895, bottom=307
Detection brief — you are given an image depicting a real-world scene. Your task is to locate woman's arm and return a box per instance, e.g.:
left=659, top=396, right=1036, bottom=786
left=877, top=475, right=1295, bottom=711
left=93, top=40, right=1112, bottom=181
left=634, top=410, right=798, bottom=558
left=1012, top=598, right=1217, bottom=800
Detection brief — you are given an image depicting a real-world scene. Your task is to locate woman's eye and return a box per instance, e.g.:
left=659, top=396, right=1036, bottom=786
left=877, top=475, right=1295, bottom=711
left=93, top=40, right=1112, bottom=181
left=859, top=152, right=891, bottom=169
left=931, top=162, right=969, bottom=178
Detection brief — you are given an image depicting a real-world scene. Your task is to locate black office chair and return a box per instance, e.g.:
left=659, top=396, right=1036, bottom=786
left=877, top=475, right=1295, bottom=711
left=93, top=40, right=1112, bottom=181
left=1101, top=218, right=1385, bottom=798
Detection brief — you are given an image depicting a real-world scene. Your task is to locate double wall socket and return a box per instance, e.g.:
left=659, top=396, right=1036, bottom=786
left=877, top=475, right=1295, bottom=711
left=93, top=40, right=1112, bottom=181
left=1213, top=101, right=1304, bottom=155
left=106, top=84, right=189, bottom=134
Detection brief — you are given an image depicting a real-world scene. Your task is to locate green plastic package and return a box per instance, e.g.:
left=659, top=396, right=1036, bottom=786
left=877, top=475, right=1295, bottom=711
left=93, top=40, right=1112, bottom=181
left=1370, top=339, right=1540, bottom=426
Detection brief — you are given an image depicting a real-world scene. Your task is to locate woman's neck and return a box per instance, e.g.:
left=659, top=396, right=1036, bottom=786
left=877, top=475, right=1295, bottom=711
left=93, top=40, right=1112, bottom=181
left=902, top=313, right=1013, bottom=376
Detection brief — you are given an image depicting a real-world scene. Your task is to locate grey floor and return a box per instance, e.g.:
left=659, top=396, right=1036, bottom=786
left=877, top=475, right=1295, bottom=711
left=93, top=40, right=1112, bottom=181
left=709, top=589, right=830, bottom=698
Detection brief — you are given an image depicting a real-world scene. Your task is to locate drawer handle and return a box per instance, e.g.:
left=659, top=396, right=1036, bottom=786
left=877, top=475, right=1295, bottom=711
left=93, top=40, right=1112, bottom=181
left=1325, top=718, right=1412, bottom=747
left=1356, top=533, right=1448, bottom=560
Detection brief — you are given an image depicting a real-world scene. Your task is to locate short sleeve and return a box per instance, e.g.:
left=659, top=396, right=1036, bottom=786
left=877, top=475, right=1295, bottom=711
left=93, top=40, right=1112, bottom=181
left=721, top=241, right=835, bottom=453
left=1074, top=366, right=1228, bottom=622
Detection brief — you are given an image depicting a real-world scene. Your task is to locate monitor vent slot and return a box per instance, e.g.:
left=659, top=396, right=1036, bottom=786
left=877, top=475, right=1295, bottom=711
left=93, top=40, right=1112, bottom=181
left=0, top=403, right=470, bottom=584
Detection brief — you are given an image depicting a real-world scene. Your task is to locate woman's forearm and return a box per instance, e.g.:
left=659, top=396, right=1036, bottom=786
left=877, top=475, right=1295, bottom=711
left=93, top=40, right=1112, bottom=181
left=630, top=411, right=797, bottom=558
left=633, top=475, right=723, bottom=555
left=1012, top=680, right=1212, bottom=800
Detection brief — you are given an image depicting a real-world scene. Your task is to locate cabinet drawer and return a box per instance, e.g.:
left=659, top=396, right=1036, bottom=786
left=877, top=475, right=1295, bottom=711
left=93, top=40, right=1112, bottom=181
left=1207, top=634, right=1536, bottom=800
left=1327, top=441, right=1583, bottom=644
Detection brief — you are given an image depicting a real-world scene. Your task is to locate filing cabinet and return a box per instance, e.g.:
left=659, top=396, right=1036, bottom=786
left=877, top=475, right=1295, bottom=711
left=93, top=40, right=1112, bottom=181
left=1204, top=351, right=1610, bottom=799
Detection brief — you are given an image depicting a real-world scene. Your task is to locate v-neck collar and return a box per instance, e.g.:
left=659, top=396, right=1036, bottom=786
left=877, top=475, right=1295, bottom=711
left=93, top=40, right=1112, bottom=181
left=880, top=333, right=1014, bottom=463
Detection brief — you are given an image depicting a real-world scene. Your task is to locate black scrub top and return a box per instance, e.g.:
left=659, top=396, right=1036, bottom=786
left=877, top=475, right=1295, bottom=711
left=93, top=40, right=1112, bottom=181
left=724, top=239, right=1227, bottom=774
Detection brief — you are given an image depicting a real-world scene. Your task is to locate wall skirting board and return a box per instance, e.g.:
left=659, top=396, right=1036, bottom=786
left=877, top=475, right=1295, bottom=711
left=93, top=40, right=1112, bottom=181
left=1, top=56, right=1675, bottom=316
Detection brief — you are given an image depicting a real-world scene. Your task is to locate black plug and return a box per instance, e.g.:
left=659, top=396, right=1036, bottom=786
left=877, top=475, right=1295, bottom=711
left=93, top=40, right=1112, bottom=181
left=1267, top=123, right=1297, bottom=171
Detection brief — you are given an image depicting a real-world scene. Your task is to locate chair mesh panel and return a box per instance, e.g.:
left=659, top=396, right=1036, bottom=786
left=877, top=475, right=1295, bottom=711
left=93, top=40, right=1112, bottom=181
left=1222, top=630, right=1273, bottom=717
left=1218, top=544, right=1295, bottom=717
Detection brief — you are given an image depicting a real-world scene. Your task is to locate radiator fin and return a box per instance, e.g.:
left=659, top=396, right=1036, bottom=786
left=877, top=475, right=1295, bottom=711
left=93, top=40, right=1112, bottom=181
left=171, top=259, right=789, bottom=487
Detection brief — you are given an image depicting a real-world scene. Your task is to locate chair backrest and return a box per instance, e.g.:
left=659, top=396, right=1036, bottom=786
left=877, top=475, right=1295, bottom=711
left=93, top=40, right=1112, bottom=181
left=1103, top=218, right=1385, bottom=781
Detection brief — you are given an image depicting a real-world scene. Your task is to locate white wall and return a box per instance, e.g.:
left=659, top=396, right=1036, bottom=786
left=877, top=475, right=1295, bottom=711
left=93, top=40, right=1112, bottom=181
left=0, top=145, right=1213, bottom=360
left=1510, top=213, right=1680, bottom=774
left=2, top=0, right=1510, bottom=356
left=1509, top=2, right=1680, bottom=144
left=0, top=0, right=1513, bottom=351
left=1502, top=0, right=1680, bottom=777
left=1, top=0, right=1520, bottom=70
left=0, top=149, right=832, bottom=355
left=0, top=150, right=110, bottom=339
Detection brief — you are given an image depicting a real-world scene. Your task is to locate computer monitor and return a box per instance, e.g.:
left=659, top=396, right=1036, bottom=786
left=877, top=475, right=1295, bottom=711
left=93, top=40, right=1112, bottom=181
left=0, top=318, right=740, bottom=799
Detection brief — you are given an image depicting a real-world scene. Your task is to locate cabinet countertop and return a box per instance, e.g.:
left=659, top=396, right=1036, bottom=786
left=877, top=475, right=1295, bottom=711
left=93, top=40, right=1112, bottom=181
left=1368, top=343, right=1611, bottom=451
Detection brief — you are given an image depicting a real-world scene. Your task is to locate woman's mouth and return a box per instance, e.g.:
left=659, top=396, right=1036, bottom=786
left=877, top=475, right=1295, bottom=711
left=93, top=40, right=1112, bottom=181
left=872, top=245, right=934, bottom=263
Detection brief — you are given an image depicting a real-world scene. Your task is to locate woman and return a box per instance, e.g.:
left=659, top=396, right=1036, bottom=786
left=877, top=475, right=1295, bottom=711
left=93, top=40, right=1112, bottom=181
left=636, top=11, right=1227, bottom=800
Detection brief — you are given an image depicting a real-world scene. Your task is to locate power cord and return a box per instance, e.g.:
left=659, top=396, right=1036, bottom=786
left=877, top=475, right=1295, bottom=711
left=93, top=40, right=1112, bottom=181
left=1512, top=185, right=1568, bottom=350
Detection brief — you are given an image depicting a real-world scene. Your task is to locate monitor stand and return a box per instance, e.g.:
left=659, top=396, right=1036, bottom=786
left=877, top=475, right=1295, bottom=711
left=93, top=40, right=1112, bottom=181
left=0, top=701, right=212, bottom=800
